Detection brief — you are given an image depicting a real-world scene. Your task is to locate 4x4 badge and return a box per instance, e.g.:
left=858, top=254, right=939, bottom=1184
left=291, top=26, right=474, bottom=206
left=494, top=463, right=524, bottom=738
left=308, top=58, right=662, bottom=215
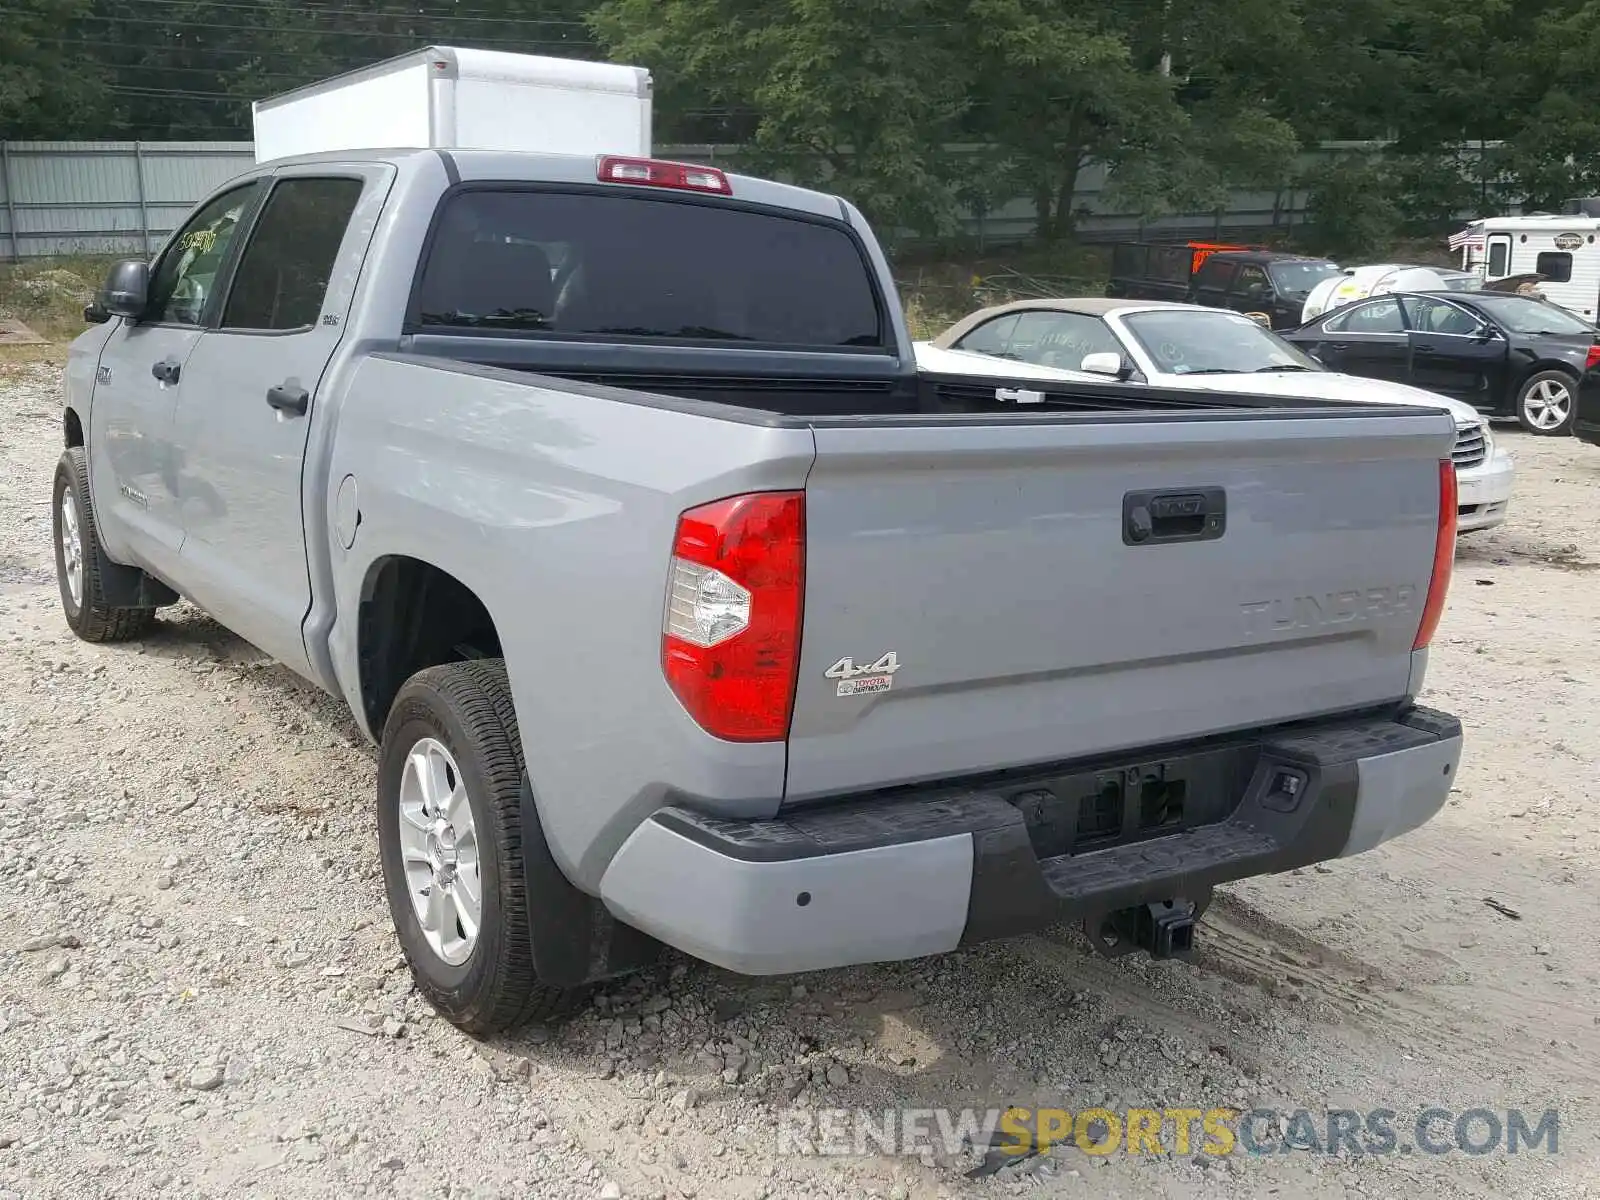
left=825, top=652, right=900, bottom=697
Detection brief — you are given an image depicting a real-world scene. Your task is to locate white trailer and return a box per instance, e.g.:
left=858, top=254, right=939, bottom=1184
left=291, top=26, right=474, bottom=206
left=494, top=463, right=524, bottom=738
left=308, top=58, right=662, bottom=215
left=252, top=46, right=652, bottom=164
left=1450, top=214, right=1600, bottom=321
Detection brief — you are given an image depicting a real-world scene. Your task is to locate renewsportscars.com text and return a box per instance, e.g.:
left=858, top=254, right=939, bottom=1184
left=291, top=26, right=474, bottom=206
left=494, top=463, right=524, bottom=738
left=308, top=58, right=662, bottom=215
left=775, top=1105, right=1561, bottom=1159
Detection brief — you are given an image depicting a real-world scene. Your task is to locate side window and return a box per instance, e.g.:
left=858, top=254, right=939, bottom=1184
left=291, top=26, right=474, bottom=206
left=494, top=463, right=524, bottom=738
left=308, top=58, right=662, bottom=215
left=146, top=184, right=260, bottom=326
left=1324, top=298, right=1404, bottom=334
left=222, top=178, right=365, bottom=331
left=953, top=314, right=1021, bottom=357
left=1006, top=312, right=1120, bottom=369
left=1006, top=312, right=1074, bottom=365
left=1234, top=265, right=1271, bottom=300
left=1486, top=239, right=1510, bottom=278
left=1402, top=297, right=1479, bottom=336
left=1194, top=261, right=1234, bottom=292
left=1535, top=251, right=1573, bottom=283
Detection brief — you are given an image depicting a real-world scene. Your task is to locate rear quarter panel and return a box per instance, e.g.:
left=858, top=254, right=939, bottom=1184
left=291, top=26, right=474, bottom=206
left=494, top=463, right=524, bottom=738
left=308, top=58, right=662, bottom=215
left=323, top=355, right=818, bottom=890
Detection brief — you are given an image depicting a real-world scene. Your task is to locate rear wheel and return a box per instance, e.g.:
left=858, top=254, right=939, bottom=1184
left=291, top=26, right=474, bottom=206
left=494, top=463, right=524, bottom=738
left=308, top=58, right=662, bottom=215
left=1515, top=370, right=1576, bottom=435
left=52, top=448, right=158, bottom=643
left=377, top=659, right=587, bottom=1035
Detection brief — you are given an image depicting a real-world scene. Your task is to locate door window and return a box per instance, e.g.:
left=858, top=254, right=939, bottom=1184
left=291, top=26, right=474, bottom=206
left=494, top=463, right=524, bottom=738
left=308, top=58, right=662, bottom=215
left=1233, top=265, right=1272, bottom=303
left=222, top=178, right=365, bottom=331
left=1193, top=260, right=1235, bottom=292
left=1400, top=296, right=1480, bottom=336
left=1486, top=239, right=1510, bottom=278
left=1003, top=312, right=1122, bottom=369
left=1323, top=297, right=1404, bottom=334
left=146, top=184, right=260, bottom=326
left=953, top=314, right=1021, bottom=357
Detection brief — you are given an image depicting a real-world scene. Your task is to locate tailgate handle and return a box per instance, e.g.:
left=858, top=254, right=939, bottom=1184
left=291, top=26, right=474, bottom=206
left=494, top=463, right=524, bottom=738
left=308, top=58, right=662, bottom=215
left=1123, top=487, right=1226, bottom=546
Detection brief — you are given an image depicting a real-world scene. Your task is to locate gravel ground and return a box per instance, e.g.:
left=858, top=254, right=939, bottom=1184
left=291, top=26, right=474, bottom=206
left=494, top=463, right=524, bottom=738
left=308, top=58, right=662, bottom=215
left=1, top=357, right=1597, bottom=1200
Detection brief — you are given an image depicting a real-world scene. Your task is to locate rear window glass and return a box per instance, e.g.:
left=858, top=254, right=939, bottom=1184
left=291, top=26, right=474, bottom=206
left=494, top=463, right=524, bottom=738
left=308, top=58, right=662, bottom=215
left=412, top=189, right=886, bottom=349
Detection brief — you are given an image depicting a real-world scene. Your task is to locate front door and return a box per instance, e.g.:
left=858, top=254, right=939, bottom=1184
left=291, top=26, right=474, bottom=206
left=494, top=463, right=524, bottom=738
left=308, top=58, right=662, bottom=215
left=169, top=167, right=386, bottom=675
left=87, top=183, right=263, bottom=581
left=1401, top=295, right=1507, bottom=406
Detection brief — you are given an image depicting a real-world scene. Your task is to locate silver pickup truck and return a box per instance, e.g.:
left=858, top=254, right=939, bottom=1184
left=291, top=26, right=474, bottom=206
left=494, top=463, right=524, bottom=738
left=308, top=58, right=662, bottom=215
left=56, top=148, right=1464, bottom=1034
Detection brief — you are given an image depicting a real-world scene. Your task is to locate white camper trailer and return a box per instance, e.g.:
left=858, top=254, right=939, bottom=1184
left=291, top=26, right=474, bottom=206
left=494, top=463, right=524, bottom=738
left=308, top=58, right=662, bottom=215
left=251, top=46, right=653, bottom=163
left=1450, top=214, right=1600, bottom=321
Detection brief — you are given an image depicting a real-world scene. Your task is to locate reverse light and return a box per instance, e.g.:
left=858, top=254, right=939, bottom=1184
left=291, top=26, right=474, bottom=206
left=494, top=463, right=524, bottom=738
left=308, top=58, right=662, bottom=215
left=662, top=492, right=804, bottom=742
left=1413, top=460, right=1458, bottom=651
left=597, top=155, right=732, bottom=195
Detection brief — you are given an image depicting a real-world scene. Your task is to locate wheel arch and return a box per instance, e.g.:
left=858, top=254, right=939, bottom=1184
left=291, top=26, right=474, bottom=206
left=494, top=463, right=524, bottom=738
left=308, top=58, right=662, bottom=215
left=355, top=553, right=504, bottom=739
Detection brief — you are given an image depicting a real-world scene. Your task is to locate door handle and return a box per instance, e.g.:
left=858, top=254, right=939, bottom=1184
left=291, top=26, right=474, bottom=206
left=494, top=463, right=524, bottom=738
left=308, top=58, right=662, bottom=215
left=1414, top=342, right=1438, bottom=352
left=266, top=383, right=309, bottom=417
left=1123, top=487, right=1227, bottom=546
left=151, top=358, right=181, bottom=384
left=1327, top=342, right=1349, bottom=352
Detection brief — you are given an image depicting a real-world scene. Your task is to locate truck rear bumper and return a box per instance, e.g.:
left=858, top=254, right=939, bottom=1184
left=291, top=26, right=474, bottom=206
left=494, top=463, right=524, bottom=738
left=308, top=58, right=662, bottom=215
left=598, top=706, right=1462, bottom=976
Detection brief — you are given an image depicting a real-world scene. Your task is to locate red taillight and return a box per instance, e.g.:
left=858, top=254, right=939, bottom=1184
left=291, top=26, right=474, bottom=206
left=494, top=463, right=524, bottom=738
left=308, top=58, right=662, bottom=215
left=1585, top=343, right=1600, bottom=372
left=1413, top=460, right=1458, bottom=651
left=662, top=492, right=804, bottom=742
left=597, top=155, right=732, bottom=195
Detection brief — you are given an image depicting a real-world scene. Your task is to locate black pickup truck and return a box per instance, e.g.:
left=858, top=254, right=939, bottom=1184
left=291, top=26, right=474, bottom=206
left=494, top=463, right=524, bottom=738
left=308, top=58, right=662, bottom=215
left=1106, top=243, right=1342, bottom=330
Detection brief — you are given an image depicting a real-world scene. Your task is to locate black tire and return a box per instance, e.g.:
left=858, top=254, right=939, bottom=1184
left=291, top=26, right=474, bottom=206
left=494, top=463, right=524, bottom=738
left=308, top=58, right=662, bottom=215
left=1514, top=369, right=1577, bottom=436
left=52, top=447, right=157, bottom=643
left=378, top=659, right=586, bottom=1035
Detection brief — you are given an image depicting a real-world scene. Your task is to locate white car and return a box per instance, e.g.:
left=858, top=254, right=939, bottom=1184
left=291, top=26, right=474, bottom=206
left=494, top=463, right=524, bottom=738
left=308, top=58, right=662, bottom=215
left=919, top=298, right=1514, bottom=533
left=1301, top=263, right=1483, bottom=324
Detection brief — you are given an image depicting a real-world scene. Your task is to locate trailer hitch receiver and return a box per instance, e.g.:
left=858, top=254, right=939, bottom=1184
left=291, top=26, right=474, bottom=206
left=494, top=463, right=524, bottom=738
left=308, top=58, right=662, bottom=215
left=1085, top=896, right=1203, bottom=961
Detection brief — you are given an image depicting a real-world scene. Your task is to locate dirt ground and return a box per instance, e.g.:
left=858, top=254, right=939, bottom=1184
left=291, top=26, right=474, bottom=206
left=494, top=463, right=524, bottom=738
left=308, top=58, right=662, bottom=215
left=1, top=357, right=1597, bottom=1200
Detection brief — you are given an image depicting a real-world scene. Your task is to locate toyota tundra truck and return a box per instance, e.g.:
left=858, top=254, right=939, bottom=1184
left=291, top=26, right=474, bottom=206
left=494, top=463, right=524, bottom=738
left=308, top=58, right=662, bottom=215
left=55, top=148, right=1464, bottom=1034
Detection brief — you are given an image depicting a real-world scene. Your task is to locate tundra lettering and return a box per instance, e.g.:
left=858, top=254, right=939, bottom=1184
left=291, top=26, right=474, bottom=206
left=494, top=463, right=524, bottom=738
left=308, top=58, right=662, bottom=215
left=1239, top=585, right=1419, bottom=637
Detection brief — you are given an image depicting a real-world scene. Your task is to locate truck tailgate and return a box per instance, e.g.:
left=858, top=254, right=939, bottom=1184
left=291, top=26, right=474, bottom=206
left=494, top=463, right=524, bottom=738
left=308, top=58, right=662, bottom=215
left=785, top=409, right=1455, bottom=801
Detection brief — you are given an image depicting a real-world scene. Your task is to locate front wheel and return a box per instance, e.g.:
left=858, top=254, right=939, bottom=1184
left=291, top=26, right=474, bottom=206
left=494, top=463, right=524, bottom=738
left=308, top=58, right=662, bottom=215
left=377, top=659, right=587, bottom=1035
left=52, top=448, right=157, bottom=642
left=1515, top=370, right=1577, bottom=435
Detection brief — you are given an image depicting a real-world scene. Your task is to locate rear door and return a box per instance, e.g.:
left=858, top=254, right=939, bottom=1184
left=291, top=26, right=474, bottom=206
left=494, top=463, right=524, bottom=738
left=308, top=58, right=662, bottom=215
left=168, top=165, right=390, bottom=674
left=1312, top=296, right=1411, bottom=382
left=785, top=408, right=1454, bottom=800
left=1189, top=259, right=1236, bottom=310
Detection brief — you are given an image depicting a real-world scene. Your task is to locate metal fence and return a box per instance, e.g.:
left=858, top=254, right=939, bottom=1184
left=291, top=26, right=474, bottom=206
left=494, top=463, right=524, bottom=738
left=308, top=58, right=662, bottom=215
left=0, top=141, right=257, bottom=260
left=1, top=138, right=1326, bottom=262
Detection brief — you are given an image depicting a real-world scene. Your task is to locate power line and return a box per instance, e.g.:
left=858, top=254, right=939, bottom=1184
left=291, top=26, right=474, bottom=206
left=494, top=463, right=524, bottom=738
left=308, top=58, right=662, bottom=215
left=39, top=33, right=587, bottom=63
left=108, top=84, right=246, bottom=101
left=36, top=8, right=586, bottom=45
left=94, top=0, right=592, bottom=28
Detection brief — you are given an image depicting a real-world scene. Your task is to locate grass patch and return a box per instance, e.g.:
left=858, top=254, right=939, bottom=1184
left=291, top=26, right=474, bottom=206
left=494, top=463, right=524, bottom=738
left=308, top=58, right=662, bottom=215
left=0, top=255, right=119, bottom=343
left=893, top=241, right=1113, bottom=341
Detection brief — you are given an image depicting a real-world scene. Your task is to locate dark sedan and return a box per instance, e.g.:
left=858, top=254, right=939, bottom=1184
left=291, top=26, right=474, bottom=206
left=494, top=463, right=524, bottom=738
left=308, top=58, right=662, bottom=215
left=1280, top=290, right=1600, bottom=435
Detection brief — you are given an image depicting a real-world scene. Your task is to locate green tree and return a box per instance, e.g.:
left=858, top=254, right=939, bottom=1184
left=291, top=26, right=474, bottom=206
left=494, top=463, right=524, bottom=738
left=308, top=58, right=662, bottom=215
left=1, top=0, right=105, bottom=136
left=591, top=0, right=972, bottom=237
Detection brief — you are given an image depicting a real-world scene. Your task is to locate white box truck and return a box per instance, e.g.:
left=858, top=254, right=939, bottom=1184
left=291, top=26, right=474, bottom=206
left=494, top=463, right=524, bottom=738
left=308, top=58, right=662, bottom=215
left=252, top=46, right=652, bottom=163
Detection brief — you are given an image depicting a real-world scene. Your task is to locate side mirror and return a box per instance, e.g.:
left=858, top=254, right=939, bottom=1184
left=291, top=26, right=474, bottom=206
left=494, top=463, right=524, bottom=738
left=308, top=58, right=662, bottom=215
left=1472, top=323, right=1498, bottom=342
left=1080, top=351, right=1130, bottom=379
left=101, top=259, right=151, bottom=320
